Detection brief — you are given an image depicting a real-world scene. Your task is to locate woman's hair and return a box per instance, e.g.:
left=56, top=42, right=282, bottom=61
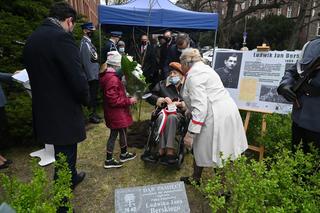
left=180, top=48, right=202, bottom=66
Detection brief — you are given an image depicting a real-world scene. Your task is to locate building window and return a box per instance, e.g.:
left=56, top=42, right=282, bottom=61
left=262, top=0, right=266, bottom=4
left=235, top=4, right=239, bottom=12
left=261, top=12, right=265, bottom=19
left=317, top=22, right=320, bottom=36
left=277, top=8, right=282, bottom=15
left=297, top=5, right=300, bottom=16
left=255, top=0, right=259, bottom=6
left=287, top=6, right=292, bottom=18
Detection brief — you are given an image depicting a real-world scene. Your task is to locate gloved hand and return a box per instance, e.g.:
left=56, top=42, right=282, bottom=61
left=278, top=85, right=297, bottom=102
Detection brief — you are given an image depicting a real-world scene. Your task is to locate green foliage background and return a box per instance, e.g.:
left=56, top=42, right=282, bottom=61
left=0, top=154, right=73, bottom=212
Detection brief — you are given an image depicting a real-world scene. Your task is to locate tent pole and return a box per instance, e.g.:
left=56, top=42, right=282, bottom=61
left=99, top=23, right=102, bottom=64
left=211, top=30, right=218, bottom=67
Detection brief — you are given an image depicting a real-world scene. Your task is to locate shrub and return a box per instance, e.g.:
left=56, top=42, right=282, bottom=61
left=200, top=148, right=320, bottom=212
left=0, top=154, right=73, bottom=212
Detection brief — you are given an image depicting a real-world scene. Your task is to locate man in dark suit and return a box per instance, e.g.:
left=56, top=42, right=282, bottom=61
left=163, top=33, right=195, bottom=78
left=278, top=37, right=320, bottom=153
left=23, top=2, right=89, bottom=190
left=139, top=34, right=159, bottom=90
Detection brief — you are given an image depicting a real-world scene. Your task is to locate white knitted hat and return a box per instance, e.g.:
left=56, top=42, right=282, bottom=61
left=106, top=51, right=122, bottom=66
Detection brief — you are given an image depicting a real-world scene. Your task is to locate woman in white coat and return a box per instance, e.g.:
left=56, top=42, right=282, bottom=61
left=179, top=48, right=248, bottom=185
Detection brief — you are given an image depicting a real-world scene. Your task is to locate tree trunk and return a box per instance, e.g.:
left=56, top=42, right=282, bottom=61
left=287, top=0, right=311, bottom=50
left=219, top=0, right=236, bottom=48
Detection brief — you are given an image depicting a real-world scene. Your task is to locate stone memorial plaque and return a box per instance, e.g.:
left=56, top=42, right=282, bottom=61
left=115, top=181, right=190, bottom=213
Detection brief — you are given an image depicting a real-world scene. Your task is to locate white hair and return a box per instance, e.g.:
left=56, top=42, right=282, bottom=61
left=179, top=48, right=203, bottom=67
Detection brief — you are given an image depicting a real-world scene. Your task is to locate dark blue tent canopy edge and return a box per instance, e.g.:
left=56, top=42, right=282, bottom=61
left=98, top=0, right=219, bottom=31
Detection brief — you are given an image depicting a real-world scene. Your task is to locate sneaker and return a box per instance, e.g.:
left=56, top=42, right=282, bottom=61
left=120, top=152, right=136, bottom=163
left=89, top=116, right=101, bottom=124
left=104, top=158, right=123, bottom=169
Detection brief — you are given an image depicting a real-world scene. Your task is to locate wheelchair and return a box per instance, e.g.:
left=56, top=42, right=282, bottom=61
left=140, top=105, right=188, bottom=170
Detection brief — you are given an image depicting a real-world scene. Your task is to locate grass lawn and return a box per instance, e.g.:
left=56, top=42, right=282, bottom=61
left=0, top=102, right=212, bottom=212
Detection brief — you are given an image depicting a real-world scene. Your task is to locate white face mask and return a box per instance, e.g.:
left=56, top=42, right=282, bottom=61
left=119, top=47, right=125, bottom=53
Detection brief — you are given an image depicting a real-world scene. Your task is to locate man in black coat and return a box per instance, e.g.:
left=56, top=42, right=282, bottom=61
left=138, top=34, right=159, bottom=90
left=23, top=2, right=89, bottom=189
left=277, top=37, right=320, bottom=153
left=163, top=33, right=195, bottom=78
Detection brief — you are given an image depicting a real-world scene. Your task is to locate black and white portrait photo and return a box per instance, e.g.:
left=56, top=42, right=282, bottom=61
left=214, top=52, right=243, bottom=88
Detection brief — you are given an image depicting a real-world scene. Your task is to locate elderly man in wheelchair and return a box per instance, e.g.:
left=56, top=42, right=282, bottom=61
left=142, top=62, right=187, bottom=165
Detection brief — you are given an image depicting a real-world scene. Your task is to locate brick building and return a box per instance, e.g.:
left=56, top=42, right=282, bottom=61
left=67, top=0, right=100, bottom=25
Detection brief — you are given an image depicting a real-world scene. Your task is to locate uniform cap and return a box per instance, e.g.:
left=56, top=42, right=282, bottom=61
left=81, top=22, right=96, bottom=30
left=110, top=31, right=122, bottom=37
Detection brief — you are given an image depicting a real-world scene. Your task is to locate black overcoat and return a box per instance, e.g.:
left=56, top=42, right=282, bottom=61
left=23, top=19, right=89, bottom=145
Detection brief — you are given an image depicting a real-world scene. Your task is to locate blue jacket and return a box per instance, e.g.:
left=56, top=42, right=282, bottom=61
left=80, top=36, right=99, bottom=81
left=278, top=37, right=320, bottom=132
left=0, top=72, right=13, bottom=107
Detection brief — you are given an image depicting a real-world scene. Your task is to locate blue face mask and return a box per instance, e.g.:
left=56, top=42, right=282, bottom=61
left=119, top=47, right=125, bottom=53
left=169, top=76, right=181, bottom=85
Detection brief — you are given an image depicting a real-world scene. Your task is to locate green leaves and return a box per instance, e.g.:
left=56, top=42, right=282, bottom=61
left=0, top=155, right=73, bottom=212
left=200, top=149, right=320, bottom=212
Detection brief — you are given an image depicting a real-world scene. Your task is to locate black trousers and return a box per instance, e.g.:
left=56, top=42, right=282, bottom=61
left=292, top=122, right=320, bottom=153
left=54, top=144, right=78, bottom=184
left=0, top=107, right=8, bottom=143
left=88, top=80, right=99, bottom=116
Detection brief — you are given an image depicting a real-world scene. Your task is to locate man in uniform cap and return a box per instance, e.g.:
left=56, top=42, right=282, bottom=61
left=80, top=22, right=101, bottom=123
left=102, top=31, right=122, bottom=62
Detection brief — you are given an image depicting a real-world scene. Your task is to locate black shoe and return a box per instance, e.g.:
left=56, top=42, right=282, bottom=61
left=4, top=159, right=13, bottom=165
left=89, top=116, right=101, bottom=124
left=104, top=158, right=123, bottom=169
left=180, top=176, right=200, bottom=186
left=166, top=155, right=178, bottom=165
left=141, top=152, right=159, bottom=163
left=71, top=172, right=86, bottom=189
left=120, top=152, right=136, bottom=163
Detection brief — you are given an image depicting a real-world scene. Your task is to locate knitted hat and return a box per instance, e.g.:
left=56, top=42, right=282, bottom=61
left=106, top=51, right=122, bottom=66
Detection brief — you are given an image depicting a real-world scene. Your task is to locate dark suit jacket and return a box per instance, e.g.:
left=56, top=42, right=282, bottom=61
left=278, top=37, right=320, bottom=132
left=140, top=44, right=159, bottom=88
left=0, top=72, right=13, bottom=107
left=163, top=40, right=196, bottom=77
left=23, top=19, right=89, bottom=145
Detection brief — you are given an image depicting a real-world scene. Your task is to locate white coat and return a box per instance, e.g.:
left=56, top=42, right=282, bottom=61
left=182, top=61, right=248, bottom=167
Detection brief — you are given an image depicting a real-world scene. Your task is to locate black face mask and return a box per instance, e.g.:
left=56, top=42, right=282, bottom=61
left=165, top=37, right=171, bottom=43
left=87, top=31, right=94, bottom=38
left=141, top=41, right=148, bottom=45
